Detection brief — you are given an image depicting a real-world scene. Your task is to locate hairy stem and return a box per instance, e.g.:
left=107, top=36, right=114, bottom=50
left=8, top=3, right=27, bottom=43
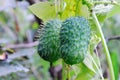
left=92, top=11, right=115, bottom=80
left=93, top=1, right=120, bottom=6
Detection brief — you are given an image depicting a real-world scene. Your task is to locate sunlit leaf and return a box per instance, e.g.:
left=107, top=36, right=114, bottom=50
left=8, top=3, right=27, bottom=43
left=75, top=63, right=94, bottom=80
left=79, top=3, right=90, bottom=18
left=97, top=12, right=108, bottom=23
left=107, top=5, right=120, bottom=18
left=61, top=0, right=90, bottom=19
left=61, top=0, right=75, bottom=19
left=29, top=2, right=56, bottom=21
left=83, top=53, right=96, bottom=73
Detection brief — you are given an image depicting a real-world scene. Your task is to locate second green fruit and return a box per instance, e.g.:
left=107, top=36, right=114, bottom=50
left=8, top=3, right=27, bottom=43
left=60, top=16, right=91, bottom=65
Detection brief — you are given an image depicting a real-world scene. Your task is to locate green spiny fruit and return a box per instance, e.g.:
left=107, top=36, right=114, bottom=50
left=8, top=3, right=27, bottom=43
left=37, top=19, right=61, bottom=62
left=60, top=16, right=91, bottom=65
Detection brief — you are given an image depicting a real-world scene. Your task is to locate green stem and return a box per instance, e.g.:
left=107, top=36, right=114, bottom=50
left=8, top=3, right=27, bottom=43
left=92, top=11, right=115, bottom=80
left=62, top=61, right=70, bottom=80
left=62, top=60, right=66, bottom=80
left=75, top=0, right=80, bottom=16
left=66, top=65, right=70, bottom=80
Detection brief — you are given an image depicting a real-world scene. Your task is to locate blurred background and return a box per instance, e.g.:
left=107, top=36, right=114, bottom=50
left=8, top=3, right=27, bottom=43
left=0, top=0, right=120, bottom=80
left=0, top=0, right=54, bottom=80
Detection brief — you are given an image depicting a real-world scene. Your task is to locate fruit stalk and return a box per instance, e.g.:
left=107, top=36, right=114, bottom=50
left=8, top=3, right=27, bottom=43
left=67, top=65, right=70, bottom=80
left=92, top=11, right=115, bottom=80
left=62, top=60, right=66, bottom=80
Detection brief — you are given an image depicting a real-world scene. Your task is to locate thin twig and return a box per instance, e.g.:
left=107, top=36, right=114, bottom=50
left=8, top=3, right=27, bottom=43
left=107, top=35, right=120, bottom=41
left=95, top=35, right=120, bottom=50
left=3, top=41, right=39, bottom=50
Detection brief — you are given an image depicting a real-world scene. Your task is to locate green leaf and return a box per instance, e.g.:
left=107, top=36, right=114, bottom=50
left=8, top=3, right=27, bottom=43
left=61, top=0, right=75, bottom=19
left=89, top=18, right=101, bottom=37
left=97, top=12, right=107, bottom=23
left=83, top=53, right=96, bottom=73
left=28, top=1, right=90, bottom=21
left=79, top=3, right=90, bottom=18
left=61, top=0, right=90, bottom=19
left=75, top=63, right=94, bottom=80
left=110, top=51, right=119, bottom=80
left=107, top=5, right=120, bottom=18
left=52, top=59, right=62, bottom=67
left=29, top=2, right=56, bottom=21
